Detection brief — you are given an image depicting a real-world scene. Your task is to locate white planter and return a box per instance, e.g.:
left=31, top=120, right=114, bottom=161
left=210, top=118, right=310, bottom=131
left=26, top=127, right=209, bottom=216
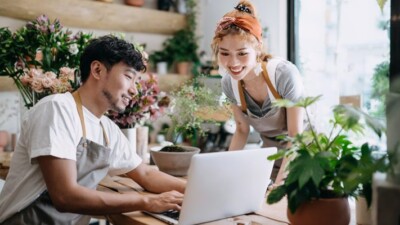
left=136, top=126, right=149, bottom=161
left=121, top=127, right=137, bottom=154
left=356, top=196, right=372, bottom=225
left=156, top=61, right=168, bottom=75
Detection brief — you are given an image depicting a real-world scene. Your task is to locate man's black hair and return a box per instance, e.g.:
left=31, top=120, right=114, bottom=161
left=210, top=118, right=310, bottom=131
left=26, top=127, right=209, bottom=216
left=79, top=35, right=146, bottom=83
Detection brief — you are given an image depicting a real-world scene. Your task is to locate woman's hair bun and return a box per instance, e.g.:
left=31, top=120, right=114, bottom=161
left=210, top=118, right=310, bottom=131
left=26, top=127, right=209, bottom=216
left=234, top=1, right=256, bottom=16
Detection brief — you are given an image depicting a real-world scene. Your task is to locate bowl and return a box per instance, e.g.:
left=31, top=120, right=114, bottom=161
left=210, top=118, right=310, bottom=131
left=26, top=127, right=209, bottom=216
left=150, top=146, right=200, bottom=176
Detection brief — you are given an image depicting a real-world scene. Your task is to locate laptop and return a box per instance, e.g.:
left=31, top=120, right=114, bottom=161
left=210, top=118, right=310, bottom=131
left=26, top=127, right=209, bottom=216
left=144, top=147, right=277, bottom=225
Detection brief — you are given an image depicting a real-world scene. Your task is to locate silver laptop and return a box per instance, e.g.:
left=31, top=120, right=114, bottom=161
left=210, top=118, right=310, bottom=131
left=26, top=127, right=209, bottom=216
left=144, top=147, right=276, bottom=225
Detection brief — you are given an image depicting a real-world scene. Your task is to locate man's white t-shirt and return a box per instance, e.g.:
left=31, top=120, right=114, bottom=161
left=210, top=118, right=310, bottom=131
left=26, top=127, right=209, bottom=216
left=0, top=92, right=142, bottom=222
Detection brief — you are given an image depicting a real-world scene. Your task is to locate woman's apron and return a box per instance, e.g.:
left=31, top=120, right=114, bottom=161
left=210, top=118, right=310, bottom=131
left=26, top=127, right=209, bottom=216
left=3, top=91, right=111, bottom=225
left=232, top=59, right=288, bottom=181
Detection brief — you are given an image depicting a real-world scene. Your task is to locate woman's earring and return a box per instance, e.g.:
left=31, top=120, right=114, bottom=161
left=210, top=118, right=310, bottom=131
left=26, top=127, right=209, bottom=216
left=218, top=66, right=231, bottom=77
left=253, top=63, right=262, bottom=76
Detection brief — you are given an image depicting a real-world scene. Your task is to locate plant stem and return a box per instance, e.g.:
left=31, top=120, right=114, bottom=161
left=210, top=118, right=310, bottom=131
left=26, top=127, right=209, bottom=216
left=325, top=127, right=344, bottom=152
left=305, top=107, right=323, bottom=151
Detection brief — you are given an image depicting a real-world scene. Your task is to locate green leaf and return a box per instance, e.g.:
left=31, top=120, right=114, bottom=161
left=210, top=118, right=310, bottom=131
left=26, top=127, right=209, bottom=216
left=266, top=185, right=287, bottom=204
left=267, top=150, right=286, bottom=160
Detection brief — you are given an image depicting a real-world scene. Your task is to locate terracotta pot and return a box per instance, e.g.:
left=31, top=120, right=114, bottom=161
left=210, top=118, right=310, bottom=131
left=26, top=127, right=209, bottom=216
left=124, top=0, right=144, bottom=7
left=0, top=131, right=9, bottom=152
left=287, top=197, right=350, bottom=225
left=176, top=61, right=190, bottom=75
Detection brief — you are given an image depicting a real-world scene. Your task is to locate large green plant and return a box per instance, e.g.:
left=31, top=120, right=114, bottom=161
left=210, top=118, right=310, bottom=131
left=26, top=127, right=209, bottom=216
left=266, top=96, right=388, bottom=213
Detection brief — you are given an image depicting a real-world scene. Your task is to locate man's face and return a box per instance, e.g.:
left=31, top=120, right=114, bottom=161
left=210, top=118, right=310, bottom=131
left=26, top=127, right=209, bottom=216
left=101, top=62, right=138, bottom=113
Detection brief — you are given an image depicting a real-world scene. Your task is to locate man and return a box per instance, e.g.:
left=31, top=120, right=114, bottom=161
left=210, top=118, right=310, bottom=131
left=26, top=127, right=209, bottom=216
left=0, top=35, right=185, bottom=225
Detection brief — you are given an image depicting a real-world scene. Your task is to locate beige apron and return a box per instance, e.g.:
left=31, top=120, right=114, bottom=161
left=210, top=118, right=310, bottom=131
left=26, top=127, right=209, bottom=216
left=2, top=91, right=111, bottom=225
left=236, top=60, right=288, bottom=180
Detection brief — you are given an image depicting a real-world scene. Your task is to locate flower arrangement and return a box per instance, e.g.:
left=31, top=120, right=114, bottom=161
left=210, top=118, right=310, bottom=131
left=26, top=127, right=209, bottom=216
left=107, top=73, right=170, bottom=129
left=0, top=15, right=92, bottom=108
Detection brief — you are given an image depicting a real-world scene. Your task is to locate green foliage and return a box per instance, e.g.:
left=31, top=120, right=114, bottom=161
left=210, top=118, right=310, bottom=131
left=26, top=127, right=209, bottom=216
left=149, top=0, right=199, bottom=70
left=370, top=61, right=389, bottom=118
left=167, top=83, right=219, bottom=145
left=266, top=96, right=388, bottom=213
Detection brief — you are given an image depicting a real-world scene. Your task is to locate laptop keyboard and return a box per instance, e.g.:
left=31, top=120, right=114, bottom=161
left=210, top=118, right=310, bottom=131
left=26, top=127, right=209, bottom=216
left=162, top=210, right=180, bottom=220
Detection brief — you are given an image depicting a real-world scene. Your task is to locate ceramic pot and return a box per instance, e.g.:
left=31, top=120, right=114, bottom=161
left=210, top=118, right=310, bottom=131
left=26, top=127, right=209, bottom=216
left=150, top=145, right=200, bottom=176
left=157, top=0, right=171, bottom=11
left=124, top=0, right=144, bottom=7
left=136, top=126, right=149, bottom=160
left=176, top=61, right=190, bottom=75
left=0, top=131, right=9, bottom=152
left=156, top=61, right=168, bottom=75
left=121, top=127, right=137, bottom=153
left=287, top=197, right=350, bottom=225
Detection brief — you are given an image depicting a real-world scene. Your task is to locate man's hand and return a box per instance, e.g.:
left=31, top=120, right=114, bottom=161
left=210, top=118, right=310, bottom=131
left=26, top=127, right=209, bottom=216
left=143, top=190, right=184, bottom=213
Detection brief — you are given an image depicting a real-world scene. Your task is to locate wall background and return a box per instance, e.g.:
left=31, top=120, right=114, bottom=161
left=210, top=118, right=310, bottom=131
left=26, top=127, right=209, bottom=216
left=0, top=0, right=287, bottom=135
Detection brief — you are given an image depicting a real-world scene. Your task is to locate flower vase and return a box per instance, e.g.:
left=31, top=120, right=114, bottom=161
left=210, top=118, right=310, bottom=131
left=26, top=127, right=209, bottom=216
left=121, top=127, right=137, bottom=154
left=136, top=126, right=149, bottom=161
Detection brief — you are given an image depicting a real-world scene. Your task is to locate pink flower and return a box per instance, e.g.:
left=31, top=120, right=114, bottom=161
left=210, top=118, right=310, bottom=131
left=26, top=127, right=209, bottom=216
left=41, top=76, right=54, bottom=88
left=30, top=78, right=44, bottom=93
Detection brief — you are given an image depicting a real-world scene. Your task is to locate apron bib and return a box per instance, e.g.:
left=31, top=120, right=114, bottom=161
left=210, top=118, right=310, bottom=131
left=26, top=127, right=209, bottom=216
left=3, top=92, right=111, bottom=225
left=232, top=59, right=288, bottom=180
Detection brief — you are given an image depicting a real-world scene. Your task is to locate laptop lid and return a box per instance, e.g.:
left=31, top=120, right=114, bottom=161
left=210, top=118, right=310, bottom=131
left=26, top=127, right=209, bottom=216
left=146, top=147, right=276, bottom=225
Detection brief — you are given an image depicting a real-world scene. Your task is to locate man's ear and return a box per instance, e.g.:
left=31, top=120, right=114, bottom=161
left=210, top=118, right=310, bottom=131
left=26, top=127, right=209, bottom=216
left=90, top=61, right=103, bottom=80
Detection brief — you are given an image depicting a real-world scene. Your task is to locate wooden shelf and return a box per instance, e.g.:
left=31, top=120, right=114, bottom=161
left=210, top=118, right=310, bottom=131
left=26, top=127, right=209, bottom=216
left=0, top=0, right=186, bottom=35
left=156, top=74, right=192, bottom=93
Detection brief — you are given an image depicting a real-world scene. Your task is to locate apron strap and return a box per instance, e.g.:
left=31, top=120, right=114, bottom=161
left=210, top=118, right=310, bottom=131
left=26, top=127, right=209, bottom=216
left=100, top=122, right=109, bottom=147
left=238, top=80, right=247, bottom=113
left=72, top=91, right=87, bottom=138
left=237, top=61, right=282, bottom=113
left=262, top=62, right=282, bottom=100
left=72, top=91, right=109, bottom=147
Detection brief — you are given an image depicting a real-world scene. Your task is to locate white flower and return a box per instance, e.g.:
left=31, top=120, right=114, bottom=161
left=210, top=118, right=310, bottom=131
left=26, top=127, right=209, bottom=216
left=68, top=43, right=79, bottom=55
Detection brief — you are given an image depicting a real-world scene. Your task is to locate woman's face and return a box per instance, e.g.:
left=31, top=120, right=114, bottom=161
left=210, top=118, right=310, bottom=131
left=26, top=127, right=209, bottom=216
left=217, top=34, right=258, bottom=81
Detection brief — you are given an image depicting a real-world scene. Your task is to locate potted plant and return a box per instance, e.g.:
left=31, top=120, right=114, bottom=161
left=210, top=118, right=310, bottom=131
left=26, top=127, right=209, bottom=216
left=148, top=50, right=170, bottom=75
left=266, top=96, right=387, bottom=225
left=150, top=83, right=220, bottom=176
left=163, top=29, right=199, bottom=75
left=154, top=0, right=200, bottom=75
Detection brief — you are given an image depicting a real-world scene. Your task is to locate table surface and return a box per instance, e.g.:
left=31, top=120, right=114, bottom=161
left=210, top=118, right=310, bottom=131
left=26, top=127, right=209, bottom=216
left=1, top=152, right=357, bottom=225
left=99, top=175, right=357, bottom=225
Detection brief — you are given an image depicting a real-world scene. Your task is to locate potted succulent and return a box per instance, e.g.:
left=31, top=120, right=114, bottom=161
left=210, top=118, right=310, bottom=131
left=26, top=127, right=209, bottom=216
left=150, top=83, right=220, bottom=176
left=266, top=96, right=387, bottom=225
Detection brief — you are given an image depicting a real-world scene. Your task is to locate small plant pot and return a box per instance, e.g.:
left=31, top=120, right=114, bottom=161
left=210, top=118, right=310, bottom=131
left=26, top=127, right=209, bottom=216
left=124, top=0, right=144, bottom=7
left=176, top=61, right=190, bottom=75
left=287, top=197, right=350, bottom=225
left=156, top=61, right=168, bottom=75
left=150, top=145, right=200, bottom=176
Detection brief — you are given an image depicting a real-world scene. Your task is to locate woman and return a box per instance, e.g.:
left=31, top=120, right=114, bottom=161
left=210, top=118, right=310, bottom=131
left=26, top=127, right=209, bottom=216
left=211, top=0, right=304, bottom=184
